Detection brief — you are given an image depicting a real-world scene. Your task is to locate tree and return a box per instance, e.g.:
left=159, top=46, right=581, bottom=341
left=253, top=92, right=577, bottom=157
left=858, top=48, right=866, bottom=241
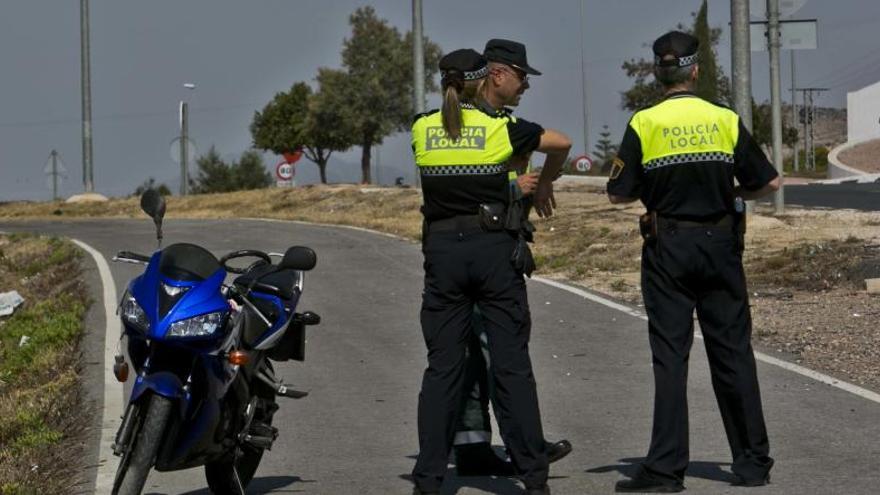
left=305, top=69, right=358, bottom=183
left=189, top=147, right=272, bottom=194
left=620, top=5, right=730, bottom=112
left=133, top=177, right=171, bottom=197
left=251, top=83, right=310, bottom=157
left=251, top=82, right=353, bottom=184
left=233, top=150, right=272, bottom=190
left=335, top=6, right=442, bottom=184
left=693, top=0, right=719, bottom=103
left=189, top=146, right=235, bottom=194
left=751, top=100, right=799, bottom=156
left=593, top=124, right=619, bottom=172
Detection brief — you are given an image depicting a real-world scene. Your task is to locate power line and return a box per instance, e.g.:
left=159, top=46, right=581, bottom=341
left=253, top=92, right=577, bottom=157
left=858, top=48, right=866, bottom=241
left=0, top=101, right=266, bottom=129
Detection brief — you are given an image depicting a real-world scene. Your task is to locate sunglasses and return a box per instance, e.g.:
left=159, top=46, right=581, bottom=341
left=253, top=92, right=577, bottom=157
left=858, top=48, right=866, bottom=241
left=495, top=65, right=529, bottom=83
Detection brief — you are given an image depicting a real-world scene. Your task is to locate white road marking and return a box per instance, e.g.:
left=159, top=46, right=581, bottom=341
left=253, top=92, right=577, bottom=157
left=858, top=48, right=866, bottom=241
left=71, top=239, right=122, bottom=494
left=533, top=276, right=880, bottom=405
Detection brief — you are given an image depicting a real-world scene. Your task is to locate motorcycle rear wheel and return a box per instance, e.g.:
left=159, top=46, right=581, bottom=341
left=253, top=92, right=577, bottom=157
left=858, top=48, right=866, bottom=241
left=112, top=394, right=173, bottom=495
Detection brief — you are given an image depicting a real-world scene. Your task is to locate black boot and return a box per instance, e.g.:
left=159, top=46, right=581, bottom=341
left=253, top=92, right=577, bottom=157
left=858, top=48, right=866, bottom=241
left=545, top=439, right=572, bottom=463
left=454, top=442, right=516, bottom=476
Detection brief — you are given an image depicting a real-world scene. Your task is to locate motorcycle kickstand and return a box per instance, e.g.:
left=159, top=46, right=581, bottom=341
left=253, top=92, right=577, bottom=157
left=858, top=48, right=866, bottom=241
left=255, top=368, right=308, bottom=399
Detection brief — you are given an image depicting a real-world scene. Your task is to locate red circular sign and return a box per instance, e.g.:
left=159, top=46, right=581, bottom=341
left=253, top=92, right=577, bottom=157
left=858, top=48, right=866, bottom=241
left=573, top=155, right=593, bottom=172
left=276, top=162, right=294, bottom=180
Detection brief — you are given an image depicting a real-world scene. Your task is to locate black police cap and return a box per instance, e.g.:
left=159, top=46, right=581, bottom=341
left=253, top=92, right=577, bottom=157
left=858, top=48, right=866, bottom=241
left=653, top=31, right=699, bottom=67
left=439, top=49, right=488, bottom=81
left=483, top=38, right=542, bottom=76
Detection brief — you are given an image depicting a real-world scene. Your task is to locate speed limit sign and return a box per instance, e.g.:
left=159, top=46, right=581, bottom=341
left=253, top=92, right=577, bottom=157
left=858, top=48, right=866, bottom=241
left=573, top=155, right=593, bottom=172
left=276, top=161, right=295, bottom=187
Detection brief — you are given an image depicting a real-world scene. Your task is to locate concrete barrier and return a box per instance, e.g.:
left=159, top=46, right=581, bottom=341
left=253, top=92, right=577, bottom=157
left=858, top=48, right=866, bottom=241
left=827, top=141, right=868, bottom=179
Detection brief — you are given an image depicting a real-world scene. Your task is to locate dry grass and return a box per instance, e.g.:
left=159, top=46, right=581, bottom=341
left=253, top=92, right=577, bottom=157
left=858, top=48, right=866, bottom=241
left=5, top=183, right=880, bottom=298
left=0, top=234, right=89, bottom=495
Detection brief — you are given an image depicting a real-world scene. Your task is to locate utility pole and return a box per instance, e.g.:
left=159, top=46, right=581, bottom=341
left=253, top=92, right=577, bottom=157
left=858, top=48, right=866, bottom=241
left=767, top=0, right=784, bottom=214
left=731, top=0, right=755, bottom=212
left=412, top=0, right=425, bottom=187
left=579, top=0, right=590, bottom=156
left=795, top=87, right=828, bottom=171
left=730, top=0, right=753, bottom=130
left=791, top=51, right=799, bottom=172
left=80, top=0, right=94, bottom=192
left=50, top=150, right=60, bottom=201
left=179, top=101, right=189, bottom=195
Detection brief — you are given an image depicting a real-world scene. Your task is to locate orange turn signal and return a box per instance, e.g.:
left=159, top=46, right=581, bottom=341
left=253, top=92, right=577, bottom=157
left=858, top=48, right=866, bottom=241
left=227, top=350, right=249, bottom=366
left=113, top=360, right=129, bottom=382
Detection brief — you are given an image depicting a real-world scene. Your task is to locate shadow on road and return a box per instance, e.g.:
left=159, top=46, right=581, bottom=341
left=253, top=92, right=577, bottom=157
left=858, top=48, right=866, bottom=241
left=146, top=475, right=311, bottom=494
left=400, top=446, right=571, bottom=495
left=586, top=457, right=738, bottom=484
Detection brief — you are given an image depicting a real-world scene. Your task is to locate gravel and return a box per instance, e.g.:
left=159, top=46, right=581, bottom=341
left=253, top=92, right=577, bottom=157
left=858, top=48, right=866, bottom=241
left=751, top=289, right=880, bottom=390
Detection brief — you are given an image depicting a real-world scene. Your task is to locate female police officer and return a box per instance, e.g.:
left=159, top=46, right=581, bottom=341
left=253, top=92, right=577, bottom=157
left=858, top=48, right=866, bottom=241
left=410, top=48, right=570, bottom=495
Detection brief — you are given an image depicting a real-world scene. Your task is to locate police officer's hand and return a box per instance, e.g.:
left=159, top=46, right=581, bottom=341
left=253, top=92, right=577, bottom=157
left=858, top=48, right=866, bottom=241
left=534, top=181, right=557, bottom=218
left=517, top=172, right=539, bottom=196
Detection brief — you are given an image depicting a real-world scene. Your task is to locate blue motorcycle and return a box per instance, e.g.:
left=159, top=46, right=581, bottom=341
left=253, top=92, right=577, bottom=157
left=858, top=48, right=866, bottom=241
left=110, top=190, right=320, bottom=495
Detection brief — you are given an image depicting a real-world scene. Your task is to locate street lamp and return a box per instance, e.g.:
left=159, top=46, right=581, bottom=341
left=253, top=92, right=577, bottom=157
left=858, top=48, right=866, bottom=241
left=179, top=83, right=196, bottom=195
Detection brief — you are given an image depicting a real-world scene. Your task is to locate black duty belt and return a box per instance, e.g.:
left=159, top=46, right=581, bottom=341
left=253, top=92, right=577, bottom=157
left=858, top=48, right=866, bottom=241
left=427, top=214, right=483, bottom=233
left=657, top=214, right=734, bottom=229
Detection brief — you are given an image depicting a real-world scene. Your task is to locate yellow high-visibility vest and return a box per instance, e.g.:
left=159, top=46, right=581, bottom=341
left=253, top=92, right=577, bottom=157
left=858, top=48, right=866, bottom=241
left=412, top=105, right=515, bottom=176
left=630, top=96, right=739, bottom=171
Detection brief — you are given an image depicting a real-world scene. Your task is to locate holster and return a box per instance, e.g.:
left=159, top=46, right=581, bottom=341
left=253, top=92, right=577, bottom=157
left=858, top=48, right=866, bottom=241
left=639, top=211, right=658, bottom=245
left=511, top=235, right=536, bottom=277
left=478, top=203, right=506, bottom=232
left=507, top=199, right=537, bottom=277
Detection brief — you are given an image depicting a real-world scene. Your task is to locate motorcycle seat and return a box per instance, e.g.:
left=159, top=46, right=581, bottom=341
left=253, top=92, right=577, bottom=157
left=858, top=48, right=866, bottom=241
left=233, top=266, right=299, bottom=301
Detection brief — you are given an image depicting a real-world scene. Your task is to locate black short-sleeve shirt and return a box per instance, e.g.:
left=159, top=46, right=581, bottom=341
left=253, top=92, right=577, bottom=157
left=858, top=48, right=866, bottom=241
left=607, top=92, right=778, bottom=219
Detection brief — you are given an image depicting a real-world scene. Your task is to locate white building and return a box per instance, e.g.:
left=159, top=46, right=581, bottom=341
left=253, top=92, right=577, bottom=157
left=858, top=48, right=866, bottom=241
left=847, top=80, right=880, bottom=144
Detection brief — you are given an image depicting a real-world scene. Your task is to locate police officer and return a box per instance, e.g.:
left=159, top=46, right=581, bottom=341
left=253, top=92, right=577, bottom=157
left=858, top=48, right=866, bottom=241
left=452, top=39, right=572, bottom=477
left=607, top=31, right=779, bottom=493
left=411, top=48, right=571, bottom=495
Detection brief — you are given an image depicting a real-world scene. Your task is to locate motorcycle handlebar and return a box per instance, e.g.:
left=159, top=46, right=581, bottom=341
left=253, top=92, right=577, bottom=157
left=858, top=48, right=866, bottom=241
left=113, top=251, right=151, bottom=265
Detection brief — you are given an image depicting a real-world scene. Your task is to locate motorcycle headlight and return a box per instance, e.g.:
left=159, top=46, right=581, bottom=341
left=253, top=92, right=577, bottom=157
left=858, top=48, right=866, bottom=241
left=122, top=292, right=150, bottom=330
left=167, top=312, right=226, bottom=338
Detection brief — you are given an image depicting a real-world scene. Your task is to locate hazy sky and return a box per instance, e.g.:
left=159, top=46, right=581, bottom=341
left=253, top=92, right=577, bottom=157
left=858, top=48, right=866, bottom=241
left=2, top=0, right=879, bottom=200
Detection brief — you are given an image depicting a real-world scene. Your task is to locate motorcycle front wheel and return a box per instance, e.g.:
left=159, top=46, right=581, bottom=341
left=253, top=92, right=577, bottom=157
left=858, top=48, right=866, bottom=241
left=113, top=394, right=173, bottom=495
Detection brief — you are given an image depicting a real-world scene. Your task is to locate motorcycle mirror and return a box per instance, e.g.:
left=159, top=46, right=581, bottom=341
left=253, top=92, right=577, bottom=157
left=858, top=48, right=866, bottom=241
left=279, top=246, right=316, bottom=271
left=140, top=189, right=166, bottom=246
left=140, top=189, right=166, bottom=222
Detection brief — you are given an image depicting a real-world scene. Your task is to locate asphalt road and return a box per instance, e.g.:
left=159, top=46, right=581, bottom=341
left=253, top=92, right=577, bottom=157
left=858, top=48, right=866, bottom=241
left=766, top=182, right=880, bottom=211
left=2, top=218, right=879, bottom=495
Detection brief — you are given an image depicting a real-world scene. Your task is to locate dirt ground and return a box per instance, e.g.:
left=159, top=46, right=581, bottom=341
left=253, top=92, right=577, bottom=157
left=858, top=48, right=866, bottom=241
left=2, top=183, right=879, bottom=392
left=838, top=138, right=880, bottom=173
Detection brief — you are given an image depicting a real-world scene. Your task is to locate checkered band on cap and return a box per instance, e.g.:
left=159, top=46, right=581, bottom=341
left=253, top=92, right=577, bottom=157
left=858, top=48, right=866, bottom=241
left=644, top=152, right=734, bottom=171
left=420, top=164, right=507, bottom=176
left=654, top=53, right=698, bottom=67
left=463, top=66, right=489, bottom=80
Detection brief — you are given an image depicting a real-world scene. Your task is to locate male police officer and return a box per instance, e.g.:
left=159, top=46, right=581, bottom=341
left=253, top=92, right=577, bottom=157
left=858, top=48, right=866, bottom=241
left=607, top=31, right=779, bottom=493
left=452, top=39, right=572, bottom=477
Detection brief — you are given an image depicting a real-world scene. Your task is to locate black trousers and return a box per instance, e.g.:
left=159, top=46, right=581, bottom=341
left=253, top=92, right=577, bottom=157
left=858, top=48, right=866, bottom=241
left=641, top=224, right=773, bottom=483
left=413, top=228, right=547, bottom=491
